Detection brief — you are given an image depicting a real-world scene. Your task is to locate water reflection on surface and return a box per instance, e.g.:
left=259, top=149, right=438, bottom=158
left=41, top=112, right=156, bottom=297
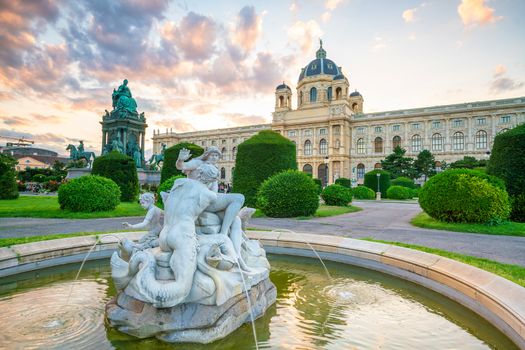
left=0, top=255, right=518, bottom=350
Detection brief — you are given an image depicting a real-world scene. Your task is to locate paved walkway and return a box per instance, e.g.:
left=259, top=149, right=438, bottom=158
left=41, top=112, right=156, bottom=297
left=1, top=201, right=524, bottom=266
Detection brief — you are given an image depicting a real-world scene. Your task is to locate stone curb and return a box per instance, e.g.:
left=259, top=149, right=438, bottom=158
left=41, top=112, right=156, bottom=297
left=0, top=230, right=523, bottom=349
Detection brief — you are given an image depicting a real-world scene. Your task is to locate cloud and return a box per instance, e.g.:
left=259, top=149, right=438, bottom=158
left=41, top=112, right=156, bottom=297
left=230, top=6, right=263, bottom=55
left=402, top=8, right=416, bottom=22
left=0, top=128, right=81, bottom=154
left=154, top=118, right=196, bottom=133
left=289, top=2, right=297, bottom=12
left=325, top=0, right=344, bottom=11
left=287, top=20, right=323, bottom=54
left=490, top=65, right=524, bottom=94
left=2, top=116, right=31, bottom=127
left=493, top=64, right=506, bottom=77
left=321, top=12, right=331, bottom=22
left=167, top=12, right=217, bottom=62
left=458, top=0, right=502, bottom=27
left=221, top=113, right=268, bottom=127
left=372, top=37, right=388, bottom=51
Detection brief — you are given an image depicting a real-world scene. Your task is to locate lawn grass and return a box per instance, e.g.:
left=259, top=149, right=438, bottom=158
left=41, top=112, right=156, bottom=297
left=411, top=212, right=525, bottom=237
left=362, top=238, right=525, bottom=288
left=253, top=204, right=361, bottom=219
left=0, top=196, right=144, bottom=219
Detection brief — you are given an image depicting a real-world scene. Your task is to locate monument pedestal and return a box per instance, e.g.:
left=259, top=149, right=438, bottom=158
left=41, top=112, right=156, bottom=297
left=137, top=169, right=160, bottom=185
left=65, top=168, right=91, bottom=179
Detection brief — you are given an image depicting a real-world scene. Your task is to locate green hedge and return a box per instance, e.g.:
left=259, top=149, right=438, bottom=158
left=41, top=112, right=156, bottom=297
left=390, top=176, right=415, bottom=189
left=321, top=184, right=353, bottom=206
left=160, top=142, right=204, bottom=184
left=364, top=169, right=391, bottom=197
left=387, top=185, right=413, bottom=200
left=92, top=151, right=138, bottom=202
left=0, top=154, right=18, bottom=199
left=157, top=175, right=185, bottom=206
left=233, top=130, right=297, bottom=207
left=418, top=169, right=511, bottom=223
left=334, top=178, right=351, bottom=188
left=257, top=170, right=318, bottom=217
left=313, top=178, right=322, bottom=194
left=58, top=175, right=120, bottom=212
left=352, top=186, right=375, bottom=199
left=487, top=124, right=525, bottom=222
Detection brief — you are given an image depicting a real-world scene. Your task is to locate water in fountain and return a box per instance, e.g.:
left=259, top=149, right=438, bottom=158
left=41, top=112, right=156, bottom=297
left=236, top=258, right=259, bottom=350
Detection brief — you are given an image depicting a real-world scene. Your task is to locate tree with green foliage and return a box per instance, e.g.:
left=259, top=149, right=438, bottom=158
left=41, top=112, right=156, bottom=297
left=450, top=156, right=487, bottom=169
left=390, top=176, right=416, bottom=189
left=380, top=146, right=416, bottom=179
left=0, top=154, right=19, bottom=199
left=364, top=169, right=391, bottom=197
left=233, top=130, right=297, bottom=207
left=161, top=142, right=203, bottom=184
left=487, top=124, right=525, bottom=222
left=414, top=150, right=437, bottom=181
left=92, top=151, right=139, bottom=202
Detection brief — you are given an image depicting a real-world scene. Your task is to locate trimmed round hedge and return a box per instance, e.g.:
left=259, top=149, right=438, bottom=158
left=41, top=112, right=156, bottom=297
left=257, top=170, right=319, bottom=218
left=0, top=154, right=18, bottom=199
left=487, top=124, right=525, bottom=222
left=58, top=175, right=120, bottom=212
left=313, top=178, right=322, bottom=194
left=418, top=169, right=511, bottom=223
left=352, top=186, right=375, bottom=200
left=387, top=185, right=413, bottom=200
left=92, top=151, right=138, bottom=202
left=157, top=175, right=185, bottom=206
left=161, top=142, right=204, bottom=184
left=334, top=177, right=351, bottom=188
left=390, top=176, right=415, bottom=189
left=233, top=130, right=297, bottom=207
left=321, top=184, right=353, bottom=206
left=364, top=169, right=391, bottom=197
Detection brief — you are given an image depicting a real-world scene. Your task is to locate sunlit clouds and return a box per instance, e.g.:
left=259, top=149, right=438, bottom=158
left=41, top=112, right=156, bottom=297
left=458, top=0, right=502, bottom=27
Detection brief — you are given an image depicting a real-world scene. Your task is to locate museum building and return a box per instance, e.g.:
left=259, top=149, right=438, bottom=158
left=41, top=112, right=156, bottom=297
left=152, top=42, right=525, bottom=186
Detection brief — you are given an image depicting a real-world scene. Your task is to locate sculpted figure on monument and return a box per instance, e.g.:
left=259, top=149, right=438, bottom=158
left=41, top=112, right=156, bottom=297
left=112, top=79, right=138, bottom=114
left=110, top=136, right=124, bottom=153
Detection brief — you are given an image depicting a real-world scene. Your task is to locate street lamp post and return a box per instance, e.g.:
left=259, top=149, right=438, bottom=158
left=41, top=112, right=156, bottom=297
left=324, top=156, right=329, bottom=187
left=376, top=172, right=381, bottom=200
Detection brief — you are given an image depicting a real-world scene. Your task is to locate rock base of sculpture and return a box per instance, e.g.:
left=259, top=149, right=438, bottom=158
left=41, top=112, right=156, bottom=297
left=106, top=277, right=276, bottom=344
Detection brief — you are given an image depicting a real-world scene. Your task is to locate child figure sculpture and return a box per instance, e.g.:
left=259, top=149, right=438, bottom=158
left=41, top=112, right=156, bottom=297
left=120, top=193, right=163, bottom=259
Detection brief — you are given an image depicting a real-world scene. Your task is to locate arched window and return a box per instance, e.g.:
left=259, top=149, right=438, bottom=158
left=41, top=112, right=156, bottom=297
left=327, top=87, right=332, bottom=101
left=475, top=130, right=487, bottom=149
left=374, top=163, right=382, bottom=169
left=352, top=102, right=358, bottom=112
left=499, top=128, right=509, bottom=134
left=319, top=139, right=328, bottom=155
left=310, top=87, right=317, bottom=102
left=357, top=138, right=365, bottom=154
left=303, top=164, right=313, bottom=175
left=304, top=140, right=312, bottom=155
left=357, top=163, right=365, bottom=179
left=374, top=137, right=383, bottom=153
left=221, top=147, right=227, bottom=160
left=431, top=133, right=443, bottom=151
left=279, top=95, right=284, bottom=107
left=232, top=147, right=237, bottom=158
left=392, top=135, right=401, bottom=149
left=452, top=132, right=464, bottom=150
left=411, top=134, right=422, bottom=152
left=336, top=87, right=342, bottom=99
left=220, top=167, right=226, bottom=179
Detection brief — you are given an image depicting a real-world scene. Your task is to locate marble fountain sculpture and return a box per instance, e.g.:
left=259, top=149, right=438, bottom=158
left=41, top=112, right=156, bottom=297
left=106, top=146, right=276, bottom=343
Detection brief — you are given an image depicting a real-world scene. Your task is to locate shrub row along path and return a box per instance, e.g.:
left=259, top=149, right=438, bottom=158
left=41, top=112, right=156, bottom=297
left=0, top=200, right=523, bottom=266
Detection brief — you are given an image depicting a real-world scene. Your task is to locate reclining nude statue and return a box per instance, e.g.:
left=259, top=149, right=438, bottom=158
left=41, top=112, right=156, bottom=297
left=106, top=147, right=276, bottom=344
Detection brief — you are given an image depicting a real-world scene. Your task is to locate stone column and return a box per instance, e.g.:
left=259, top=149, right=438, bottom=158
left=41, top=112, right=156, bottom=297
left=123, top=129, right=127, bottom=155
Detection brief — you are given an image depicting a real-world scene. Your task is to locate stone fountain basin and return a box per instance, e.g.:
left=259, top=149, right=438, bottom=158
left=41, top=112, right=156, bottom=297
left=0, top=230, right=524, bottom=349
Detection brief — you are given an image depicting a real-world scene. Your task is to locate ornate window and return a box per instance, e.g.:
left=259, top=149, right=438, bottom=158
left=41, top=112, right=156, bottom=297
left=357, top=163, right=365, bottom=179
left=310, top=87, right=317, bottom=102
left=453, top=119, right=463, bottom=127
left=374, top=137, right=383, bottom=153
left=303, top=129, right=312, bottom=136
left=392, top=135, right=401, bottom=149
left=500, top=115, right=511, bottom=124
left=279, top=96, right=284, bottom=107
left=221, top=147, right=227, bottom=160
left=319, top=128, right=327, bottom=135
left=304, top=140, right=312, bottom=155
left=336, top=87, right=342, bottom=99
left=357, top=138, right=365, bottom=154
left=432, top=121, right=441, bottom=128
left=232, top=147, right=237, bottom=158
left=319, top=139, right=328, bottom=155
left=392, top=124, right=400, bottom=131
left=475, top=130, right=488, bottom=149
left=287, top=130, right=297, bottom=137
left=374, top=126, right=382, bottom=133
left=303, top=164, right=313, bottom=175
left=327, top=87, right=332, bottom=101
left=220, top=167, right=226, bottom=179
left=452, top=132, right=464, bottom=150
left=335, top=139, right=340, bottom=148
left=411, top=134, right=422, bottom=152
left=431, top=133, right=443, bottom=151
left=476, top=117, right=486, bottom=126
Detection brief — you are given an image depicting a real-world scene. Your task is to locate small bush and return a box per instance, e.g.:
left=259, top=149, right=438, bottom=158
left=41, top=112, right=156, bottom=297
left=411, top=188, right=420, bottom=198
left=157, top=175, right=185, bottom=206
left=321, top=184, right=353, bottom=206
left=364, top=169, right=391, bottom=197
left=334, top=178, right=351, bottom=188
left=161, top=142, right=204, bottom=184
left=0, top=154, right=18, bottom=199
left=58, top=175, right=120, bottom=212
left=32, top=174, right=47, bottom=183
left=390, top=176, right=415, bottom=189
left=92, top=151, right=139, bottom=202
left=313, top=179, right=322, bottom=194
left=257, top=170, right=319, bottom=217
left=387, top=186, right=413, bottom=200
left=352, top=186, right=376, bottom=200
left=418, top=169, right=511, bottom=223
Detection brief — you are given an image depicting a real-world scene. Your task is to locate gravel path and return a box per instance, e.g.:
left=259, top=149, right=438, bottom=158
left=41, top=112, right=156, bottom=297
left=1, top=200, right=524, bottom=266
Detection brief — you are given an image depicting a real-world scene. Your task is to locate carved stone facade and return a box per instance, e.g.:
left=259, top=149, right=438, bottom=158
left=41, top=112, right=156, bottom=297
left=152, top=43, right=525, bottom=185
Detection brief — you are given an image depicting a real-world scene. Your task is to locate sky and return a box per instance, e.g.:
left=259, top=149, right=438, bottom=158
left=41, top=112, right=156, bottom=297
left=1, top=0, right=524, bottom=156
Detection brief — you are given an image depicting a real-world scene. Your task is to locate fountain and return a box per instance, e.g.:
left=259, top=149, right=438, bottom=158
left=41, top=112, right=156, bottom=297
left=105, top=147, right=276, bottom=343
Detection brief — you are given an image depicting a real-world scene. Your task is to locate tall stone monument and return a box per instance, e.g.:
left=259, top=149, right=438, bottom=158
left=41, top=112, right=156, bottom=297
left=100, top=79, right=147, bottom=168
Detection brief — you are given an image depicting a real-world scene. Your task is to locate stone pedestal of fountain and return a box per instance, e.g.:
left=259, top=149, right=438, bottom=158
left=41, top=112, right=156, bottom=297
left=105, top=178, right=276, bottom=344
